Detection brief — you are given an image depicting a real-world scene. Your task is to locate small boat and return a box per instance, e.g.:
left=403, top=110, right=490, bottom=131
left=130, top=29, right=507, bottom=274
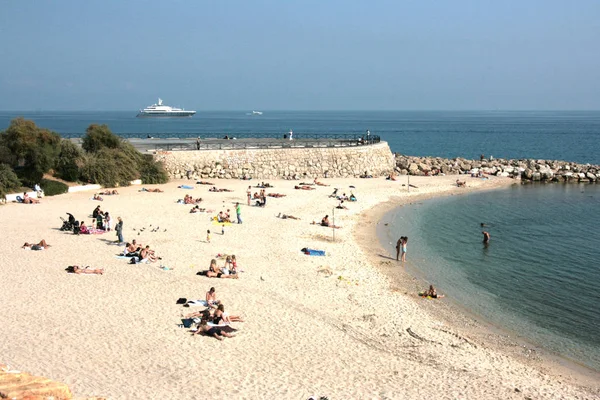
left=252, top=111, right=263, bottom=115
left=137, top=98, right=196, bottom=117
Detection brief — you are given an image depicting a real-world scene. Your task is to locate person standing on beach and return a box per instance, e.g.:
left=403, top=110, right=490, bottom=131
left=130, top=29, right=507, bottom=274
left=196, top=137, right=201, bottom=150
left=115, top=217, right=124, bottom=244
left=401, top=237, right=408, bottom=262
left=207, top=230, right=211, bottom=243
left=396, top=236, right=405, bottom=261
left=247, top=186, right=251, bottom=206
left=236, top=202, right=242, bottom=224
left=482, top=231, right=490, bottom=243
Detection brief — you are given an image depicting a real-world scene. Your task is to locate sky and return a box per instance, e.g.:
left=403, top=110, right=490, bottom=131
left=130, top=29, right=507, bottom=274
left=0, top=0, right=599, bottom=111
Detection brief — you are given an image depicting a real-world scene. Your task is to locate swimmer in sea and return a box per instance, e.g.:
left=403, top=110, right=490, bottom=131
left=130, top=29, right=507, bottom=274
left=482, top=231, right=490, bottom=243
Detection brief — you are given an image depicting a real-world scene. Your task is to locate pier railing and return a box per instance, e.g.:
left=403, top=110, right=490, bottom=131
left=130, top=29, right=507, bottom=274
left=150, top=134, right=381, bottom=151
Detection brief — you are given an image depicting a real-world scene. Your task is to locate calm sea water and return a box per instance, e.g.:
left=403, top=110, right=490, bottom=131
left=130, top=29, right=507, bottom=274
left=2, top=110, right=599, bottom=370
left=383, top=184, right=600, bottom=371
left=1, top=110, right=600, bottom=163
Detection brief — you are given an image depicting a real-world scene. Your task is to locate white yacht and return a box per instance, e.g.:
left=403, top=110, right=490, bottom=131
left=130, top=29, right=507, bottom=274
left=252, top=111, right=263, bottom=115
left=137, top=98, right=196, bottom=117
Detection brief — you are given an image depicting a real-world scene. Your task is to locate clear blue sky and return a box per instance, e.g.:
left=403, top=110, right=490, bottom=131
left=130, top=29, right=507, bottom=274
left=1, top=0, right=599, bottom=110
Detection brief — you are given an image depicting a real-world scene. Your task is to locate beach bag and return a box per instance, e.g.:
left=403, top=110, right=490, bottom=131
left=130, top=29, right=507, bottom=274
left=176, top=298, right=187, bottom=305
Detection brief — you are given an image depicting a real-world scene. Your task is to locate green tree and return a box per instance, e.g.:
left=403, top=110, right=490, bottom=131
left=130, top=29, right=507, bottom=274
left=0, top=163, right=21, bottom=199
left=1, top=117, right=61, bottom=185
left=81, top=124, right=121, bottom=153
left=55, top=139, right=84, bottom=181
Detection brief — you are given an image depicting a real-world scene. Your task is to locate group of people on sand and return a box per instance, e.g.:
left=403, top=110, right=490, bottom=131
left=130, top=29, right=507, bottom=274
left=184, top=287, right=245, bottom=340
left=91, top=205, right=112, bottom=231
left=256, top=182, right=273, bottom=188
left=181, top=194, right=202, bottom=205
left=122, top=239, right=161, bottom=263
left=98, top=189, right=119, bottom=195
left=200, top=257, right=239, bottom=279
left=253, top=189, right=267, bottom=207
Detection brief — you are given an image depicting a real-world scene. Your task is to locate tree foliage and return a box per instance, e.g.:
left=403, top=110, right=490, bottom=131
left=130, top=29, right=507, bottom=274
left=1, top=117, right=61, bottom=185
left=0, top=163, right=21, bottom=199
left=55, top=139, right=84, bottom=181
left=81, top=124, right=121, bottom=153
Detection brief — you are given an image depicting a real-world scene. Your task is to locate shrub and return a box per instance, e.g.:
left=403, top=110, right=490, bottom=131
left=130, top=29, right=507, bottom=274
left=80, top=148, right=139, bottom=187
left=81, top=124, right=121, bottom=153
left=0, top=163, right=21, bottom=199
left=55, top=139, right=84, bottom=181
left=139, top=155, right=169, bottom=184
left=1, top=118, right=61, bottom=185
left=40, top=178, right=69, bottom=196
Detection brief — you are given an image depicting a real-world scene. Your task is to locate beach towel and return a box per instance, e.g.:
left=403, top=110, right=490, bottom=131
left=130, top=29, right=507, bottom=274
left=180, top=318, right=195, bottom=328
left=186, top=299, right=208, bottom=307
left=302, top=248, right=326, bottom=256
left=179, top=185, right=194, bottom=189
left=212, top=221, right=233, bottom=226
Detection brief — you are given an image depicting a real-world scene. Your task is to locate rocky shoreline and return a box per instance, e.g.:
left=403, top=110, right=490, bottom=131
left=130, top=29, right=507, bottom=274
left=394, top=154, right=600, bottom=183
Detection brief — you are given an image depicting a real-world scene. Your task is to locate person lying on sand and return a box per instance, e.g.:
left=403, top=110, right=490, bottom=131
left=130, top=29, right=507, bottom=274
left=336, top=200, right=349, bottom=210
left=209, top=187, right=233, bottom=192
left=92, top=193, right=104, bottom=201
left=67, top=265, right=104, bottom=275
left=298, top=182, right=314, bottom=186
left=277, top=213, right=300, bottom=220
left=295, top=185, right=316, bottom=190
left=313, top=178, right=329, bottom=186
left=22, top=239, right=50, bottom=250
left=98, top=189, right=119, bottom=195
left=140, top=188, right=163, bottom=192
left=22, top=193, right=40, bottom=204
left=456, top=179, right=466, bottom=187
left=193, top=319, right=237, bottom=340
left=386, top=173, right=398, bottom=181
left=183, top=194, right=202, bottom=204
left=256, top=182, right=273, bottom=188
left=190, top=205, right=206, bottom=213
left=267, top=193, right=286, bottom=198
left=196, top=181, right=215, bottom=185
left=419, top=285, right=445, bottom=298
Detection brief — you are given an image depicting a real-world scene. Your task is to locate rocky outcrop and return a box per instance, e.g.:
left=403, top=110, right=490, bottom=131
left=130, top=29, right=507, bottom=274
left=154, top=142, right=395, bottom=180
left=393, top=154, right=600, bottom=183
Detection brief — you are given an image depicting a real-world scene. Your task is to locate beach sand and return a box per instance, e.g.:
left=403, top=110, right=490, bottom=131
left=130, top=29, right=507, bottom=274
left=1, top=175, right=598, bottom=399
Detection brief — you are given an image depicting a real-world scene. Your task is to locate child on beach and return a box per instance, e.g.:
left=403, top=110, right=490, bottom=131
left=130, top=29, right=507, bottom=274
left=207, top=230, right=211, bottom=243
left=221, top=224, right=225, bottom=235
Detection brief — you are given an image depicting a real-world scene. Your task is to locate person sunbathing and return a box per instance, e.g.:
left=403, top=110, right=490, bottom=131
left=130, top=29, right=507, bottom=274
left=420, top=285, right=445, bottom=298
left=92, top=193, right=104, bottom=201
left=196, top=181, right=215, bottom=185
left=298, top=182, right=314, bottom=186
left=387, top=173, right=398, bottom=181
left=314, top=178, right=329, bottom=186
left=140, top=188, right=163, bottom=192
left=22, top=239, right=50, bottom=250
left=267, top=193, right=286, bottom=198
left=206, top=287, right=221, bottom=307
left=79, top=221, right=90, bottom=234
left=99, top=189, right=118, bottom=195
left=336, top=200, right=349, bottom=210
left=140, top=245, right=158, bottom=263
left=124, top=241, right=141, bottom=256
left=295, top=185, right=316, bottom=190
left=193, top=319, right=237, bottom=340
left=67, top=265, right=104, bottom=275
left=204, top=259, right=238, bottom=278
left=311, top=215, right=341, bottom=229
left=190, top=205, right=206, bottom=213
left=214, top=304, right=245, bottom=324
left=22, top=193, right=40, bottom=204
left=456, top=179, right=466, bottom=187
left=277, top=213, right=300, bottom=220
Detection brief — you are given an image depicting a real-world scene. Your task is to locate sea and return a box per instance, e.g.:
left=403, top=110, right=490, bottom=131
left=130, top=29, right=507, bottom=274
left=1, top=110, right=599, bottom=371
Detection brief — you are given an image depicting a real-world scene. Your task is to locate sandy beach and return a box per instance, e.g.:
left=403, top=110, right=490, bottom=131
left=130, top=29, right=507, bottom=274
left=1, top=175, right=598, bottom=399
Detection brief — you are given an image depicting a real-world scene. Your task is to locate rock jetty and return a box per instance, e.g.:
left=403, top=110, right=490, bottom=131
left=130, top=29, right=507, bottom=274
left=394, top=154, right=600, bottom=183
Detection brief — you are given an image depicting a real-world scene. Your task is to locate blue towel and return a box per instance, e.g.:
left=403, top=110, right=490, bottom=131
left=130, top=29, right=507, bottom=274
left=179, top=185, right=194, bottom=189
left=305, top=249, right=326, bottom=256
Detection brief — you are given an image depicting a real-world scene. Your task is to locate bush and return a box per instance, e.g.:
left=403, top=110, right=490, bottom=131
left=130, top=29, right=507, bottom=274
left=140, top=155, right=169, bottom=184
left=81, top=124, right=121, bottom=153
left=1, top=118, right=61, bottom=185
left=80, top=148, right=139, bottom=187
left=40, top=178, right=69, bottom=196
left=55, top=140, right=84, bottom=181
left=0, top=163, right=21, bottom=199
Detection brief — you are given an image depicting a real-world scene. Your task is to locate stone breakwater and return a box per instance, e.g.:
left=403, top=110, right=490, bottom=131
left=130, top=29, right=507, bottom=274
left=154, top=142, right=395, bottom=180
left=394, top=154, right=600, bottom=183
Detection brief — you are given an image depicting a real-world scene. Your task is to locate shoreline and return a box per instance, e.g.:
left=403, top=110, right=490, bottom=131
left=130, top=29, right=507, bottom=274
left=355, top=183, right=600, bottom=388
